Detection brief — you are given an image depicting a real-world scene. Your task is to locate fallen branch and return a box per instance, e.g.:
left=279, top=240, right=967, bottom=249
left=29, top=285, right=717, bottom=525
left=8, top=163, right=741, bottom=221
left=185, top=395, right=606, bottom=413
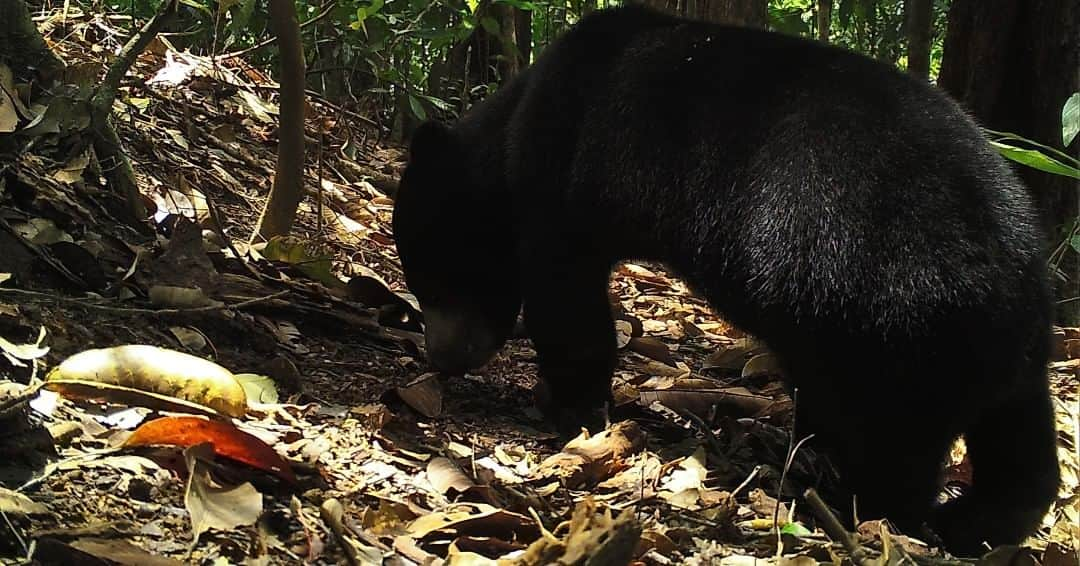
left=805, top=488, right=874, bottom=566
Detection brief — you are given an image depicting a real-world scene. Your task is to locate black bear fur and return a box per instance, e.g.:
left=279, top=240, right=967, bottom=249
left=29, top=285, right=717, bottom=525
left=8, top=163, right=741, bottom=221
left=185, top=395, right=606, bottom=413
left=392, top=4, right=1059, bottom=555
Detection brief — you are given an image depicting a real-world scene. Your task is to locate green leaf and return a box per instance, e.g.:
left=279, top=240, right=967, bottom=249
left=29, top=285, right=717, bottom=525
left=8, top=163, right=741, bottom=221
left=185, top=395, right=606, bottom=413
left=262, top=236, right=339, bottom=288
left=780, top=522, right=813, bottom=537
left=1063, top=92, right=1079, bottom=147
left=466, top=0, right=479, bottom=13
left=418, top=94, right=453, bottom=112
left=408, top=94, right=428, bottom=121
left=1071, top=234, right=1080, bottom=254
left=989, top=141, right=1080, bottom=180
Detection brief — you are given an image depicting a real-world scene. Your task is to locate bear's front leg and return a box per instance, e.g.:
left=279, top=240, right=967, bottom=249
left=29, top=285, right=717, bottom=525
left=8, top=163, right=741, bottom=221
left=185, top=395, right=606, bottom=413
left=521, top=248, right=616, bottom=436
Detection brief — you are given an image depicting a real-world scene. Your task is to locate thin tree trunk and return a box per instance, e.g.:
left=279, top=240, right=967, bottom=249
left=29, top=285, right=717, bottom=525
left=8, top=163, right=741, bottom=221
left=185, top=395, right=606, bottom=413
left=904, top=0, right=932, bottom=78
left=516, top=8, right=532, bottom=66
left=251, top=0, right=307, bottom=241
left=817, top=0, right=832, bottom=42
left=495, top=3, right=521, bottom=80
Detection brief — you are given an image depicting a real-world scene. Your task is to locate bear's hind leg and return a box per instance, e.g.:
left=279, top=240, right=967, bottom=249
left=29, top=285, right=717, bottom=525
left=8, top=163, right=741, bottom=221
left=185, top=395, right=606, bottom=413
left=932, top=377, right=1059, bottom=556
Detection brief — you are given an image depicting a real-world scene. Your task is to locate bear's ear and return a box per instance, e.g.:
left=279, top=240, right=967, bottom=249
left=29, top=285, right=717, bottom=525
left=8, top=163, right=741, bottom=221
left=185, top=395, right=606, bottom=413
left=409, top=121, right=455, bottom=164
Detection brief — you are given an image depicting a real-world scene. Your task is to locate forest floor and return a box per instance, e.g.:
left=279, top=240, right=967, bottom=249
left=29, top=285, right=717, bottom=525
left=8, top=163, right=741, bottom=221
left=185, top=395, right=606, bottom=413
left=0, top=10, right=1077, bottom=566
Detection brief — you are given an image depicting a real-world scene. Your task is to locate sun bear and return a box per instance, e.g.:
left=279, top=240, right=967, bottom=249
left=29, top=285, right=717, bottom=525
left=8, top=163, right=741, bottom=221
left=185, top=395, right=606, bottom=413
left=391, top=5, right=1059, bottom=556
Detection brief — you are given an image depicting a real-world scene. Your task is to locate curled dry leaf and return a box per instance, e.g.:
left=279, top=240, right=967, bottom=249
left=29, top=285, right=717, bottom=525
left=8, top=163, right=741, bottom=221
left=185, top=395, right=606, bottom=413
left=406, top=503, right=541, bottom=547
left=628, top=336, right=676, bottom=366
left=0, top=487, right=50, bottom=517
left=125, top=416, right=297, bottom=484
left=615, top=320, right=633, bottom=349
left=742, top=352, right=782, bottom=378
left=514, top=498, right=641, bottom=566
left=533, top=421, right=646, bottom=489
left=183, top=444, right=263, bottom=540
left=0, top=326, right=49, bottom=366
left=639, top=386, right=773, bottom=420
left=397, top=373, right=443, bottom=418
left=703, top=337, right=766, bottom=370
left=427, top=457, right=477, bottom=495
left=45, top=345, right=247, bottom=418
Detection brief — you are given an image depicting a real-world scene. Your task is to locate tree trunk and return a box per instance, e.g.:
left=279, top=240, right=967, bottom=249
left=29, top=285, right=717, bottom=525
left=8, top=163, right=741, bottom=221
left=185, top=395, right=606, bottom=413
left=516, top=7, right=533, bottom=66
left=903, top=0, right=932, bottom=78
left=495, top=3, right=521, bottom=80
left=816, top=0, right=832, bottom=42
left=939, top=0, right=1080, bottom=322
left=251, top=0, right=307, bottom=241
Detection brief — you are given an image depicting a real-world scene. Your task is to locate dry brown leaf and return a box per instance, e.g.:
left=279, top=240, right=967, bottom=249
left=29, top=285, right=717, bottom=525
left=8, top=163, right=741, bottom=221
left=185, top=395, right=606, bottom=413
left=183, top=444, right=263, bottom=540
left=0, top=487, right=49, bottom=517
left=533, top=421, right=646, bottom=488
left=406, top=503, right=540, bottom=545
left=397, top=373, right=443, bottom=418
left=742, top=352, right=783, bottom=377
left=703, top=338, right=766, bottom=370
left=513, top=498, right=641, bottom=566
left=639, top=386, right=773, bottom=419
left=615, top=320, right=633, bottom=349
left=628, top=336, right=677, bottom=366
left=427, top=457, right=477, bottom=495
left=45, top=345, right=247, bottom=418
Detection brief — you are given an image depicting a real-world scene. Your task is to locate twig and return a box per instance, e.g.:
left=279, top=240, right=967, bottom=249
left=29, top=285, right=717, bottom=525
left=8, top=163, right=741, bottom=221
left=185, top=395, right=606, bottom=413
left=805, top=488, right=874, bottom=566
left=731, top=464, right=761, bottom=498
left=0, top=288, right=289, bottom=315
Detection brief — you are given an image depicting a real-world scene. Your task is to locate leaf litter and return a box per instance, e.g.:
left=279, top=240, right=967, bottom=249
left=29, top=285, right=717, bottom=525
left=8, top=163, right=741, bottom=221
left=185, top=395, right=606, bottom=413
left=0, top=8, right=1074, bottom=566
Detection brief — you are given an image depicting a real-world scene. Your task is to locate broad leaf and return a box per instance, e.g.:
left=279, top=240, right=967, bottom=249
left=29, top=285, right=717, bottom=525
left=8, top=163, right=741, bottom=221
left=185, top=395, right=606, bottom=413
left=1063, top=92, right=1079, bottom=147
left=989, top=141, right=1080, bottom=180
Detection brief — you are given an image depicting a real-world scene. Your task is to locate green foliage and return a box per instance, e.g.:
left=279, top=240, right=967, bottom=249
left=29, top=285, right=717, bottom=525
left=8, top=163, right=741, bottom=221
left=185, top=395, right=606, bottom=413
left=987, top=129, right=1080, bottom=181
left=1063, top=92, right=1079, bottom=147
left=91, top=0, right=962, bottom=132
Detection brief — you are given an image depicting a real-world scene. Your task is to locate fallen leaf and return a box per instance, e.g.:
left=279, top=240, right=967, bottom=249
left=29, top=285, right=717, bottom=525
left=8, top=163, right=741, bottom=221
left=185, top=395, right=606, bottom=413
left=184, top=444, right=263, bottom=540
left=45, top=344, right=248, bottom=418
left=628, top=336, right=676, bottom=366
left=639, top=386, right=773, bottom=419
left=125, top=416, right=296, bottom=484
left=0, top=326, right=49, bottom=366
left=0, top=487, right=49, bottom=516
left=397, top=373, right=443, bottom=418
left=703, top=338, right=765, bottom=370
left=514, top=498, right=641, bottom=566
left=168, top=326, right=208, bottom=351
left=427, top=457, right=477, bottom=495
left=407, top=503, right=540, bottom=544
left=534, top=421, right=646, bottom=488
left=52, top=150, right=91, bottom=184
left=148, top=285, right=219, bottom=308
left=234, top=373, right=280, bottom=404
left=68, top=538, right=185, bottom=566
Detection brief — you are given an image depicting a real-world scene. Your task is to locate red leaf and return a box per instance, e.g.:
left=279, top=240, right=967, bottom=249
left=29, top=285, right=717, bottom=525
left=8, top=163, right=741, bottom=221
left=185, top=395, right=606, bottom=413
left=125, top=416, right=297, bottom=484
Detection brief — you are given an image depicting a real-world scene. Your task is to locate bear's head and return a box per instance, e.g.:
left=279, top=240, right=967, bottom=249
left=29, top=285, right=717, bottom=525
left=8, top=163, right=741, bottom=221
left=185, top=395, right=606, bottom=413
left=392, top=121, right=522, bottom=374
